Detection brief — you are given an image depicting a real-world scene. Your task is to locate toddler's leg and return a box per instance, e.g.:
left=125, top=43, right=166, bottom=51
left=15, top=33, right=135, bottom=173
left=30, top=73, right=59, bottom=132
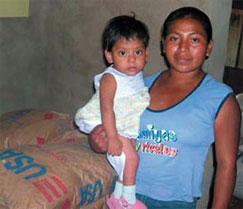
left=120, top=136, right=138, bottom=204
left=106, top=153, right=125, bottom=209
left=121, top=136, right=138, bottom=185
left=106, top=136, right=146, bottom=209
left=118, top=136, right=146, bottom=209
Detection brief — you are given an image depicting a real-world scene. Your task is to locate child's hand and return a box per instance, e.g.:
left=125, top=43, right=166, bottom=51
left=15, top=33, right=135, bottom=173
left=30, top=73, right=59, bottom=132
left=108, top=138, right=123, bottom=156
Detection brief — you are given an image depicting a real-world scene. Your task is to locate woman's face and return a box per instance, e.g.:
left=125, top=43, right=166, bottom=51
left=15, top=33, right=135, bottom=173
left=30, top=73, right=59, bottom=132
left=163, top=17, right=213, bottom=73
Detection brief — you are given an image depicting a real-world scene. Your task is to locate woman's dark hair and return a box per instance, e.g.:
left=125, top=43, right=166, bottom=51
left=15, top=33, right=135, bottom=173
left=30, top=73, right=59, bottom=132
left=161, top=7, right=213, bottom=43
left=102, top=14, right=150, bottom=52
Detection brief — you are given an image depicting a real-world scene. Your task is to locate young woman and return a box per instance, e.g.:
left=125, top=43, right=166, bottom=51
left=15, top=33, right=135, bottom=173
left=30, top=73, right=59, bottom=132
left=89, top=7, right=240, bottom=209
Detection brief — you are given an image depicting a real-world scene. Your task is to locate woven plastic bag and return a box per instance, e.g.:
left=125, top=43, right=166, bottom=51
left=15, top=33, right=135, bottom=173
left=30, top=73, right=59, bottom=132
left=0, top=109, right=73, bottom=150
left=0, top=135, right=114, bottom=209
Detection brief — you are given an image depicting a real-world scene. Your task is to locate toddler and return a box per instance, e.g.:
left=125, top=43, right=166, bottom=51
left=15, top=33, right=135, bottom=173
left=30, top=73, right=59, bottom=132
left=75, top=14, right=150, bottom=209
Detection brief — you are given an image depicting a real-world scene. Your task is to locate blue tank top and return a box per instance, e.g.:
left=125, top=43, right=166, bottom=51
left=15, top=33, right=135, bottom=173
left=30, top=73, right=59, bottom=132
left=136, top=72, right=233, bottom=202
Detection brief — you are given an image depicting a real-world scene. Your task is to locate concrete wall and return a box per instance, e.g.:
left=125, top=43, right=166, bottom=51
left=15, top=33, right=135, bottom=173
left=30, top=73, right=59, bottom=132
left=0, top=1, right=48, bottom=114
left=0, top=0, right=232, bottom=117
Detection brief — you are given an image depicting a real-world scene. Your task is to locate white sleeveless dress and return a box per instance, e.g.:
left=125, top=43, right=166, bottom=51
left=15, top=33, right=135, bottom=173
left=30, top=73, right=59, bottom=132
left=75, top=66, right=150, bottom=139
left=75, top=66, right=150, bottom=180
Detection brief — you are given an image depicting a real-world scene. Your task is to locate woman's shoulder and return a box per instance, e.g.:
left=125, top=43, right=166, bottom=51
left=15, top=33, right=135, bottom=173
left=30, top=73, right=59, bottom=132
left=203, top=74, right=233, bottom=94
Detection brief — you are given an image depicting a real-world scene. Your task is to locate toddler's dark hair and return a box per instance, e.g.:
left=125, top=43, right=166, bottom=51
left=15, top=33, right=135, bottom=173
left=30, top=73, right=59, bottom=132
left=102, top=14, right=150, bottom=52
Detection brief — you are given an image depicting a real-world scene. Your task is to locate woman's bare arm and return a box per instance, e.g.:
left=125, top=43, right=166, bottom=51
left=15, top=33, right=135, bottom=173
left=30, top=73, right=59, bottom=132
left=212, top=95, right=241, bottom=209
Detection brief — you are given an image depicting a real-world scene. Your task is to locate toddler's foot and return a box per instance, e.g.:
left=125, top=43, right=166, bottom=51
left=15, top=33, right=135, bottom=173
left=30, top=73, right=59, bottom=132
left=119, top=196, right=147, bottom=209
left=106, top=193, right=122, bottom=209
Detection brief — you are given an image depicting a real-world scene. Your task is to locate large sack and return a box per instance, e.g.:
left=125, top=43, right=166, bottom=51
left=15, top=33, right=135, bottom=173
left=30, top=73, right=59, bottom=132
left=0, top=109, right=73, bottom=150
left=0, top=136, right=114, bottom=209
left=82, top=194, right=109, bottom=209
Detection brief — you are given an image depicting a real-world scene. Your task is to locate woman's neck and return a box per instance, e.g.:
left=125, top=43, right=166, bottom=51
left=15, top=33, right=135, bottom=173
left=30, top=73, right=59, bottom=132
left=164, top=69, right=205, bottom=86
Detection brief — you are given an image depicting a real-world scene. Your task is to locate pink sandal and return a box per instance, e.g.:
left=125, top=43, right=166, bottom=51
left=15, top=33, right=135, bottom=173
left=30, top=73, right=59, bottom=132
left=106, top=193, right=123, bottom=209
left=119, top=196, right=147, bottom=209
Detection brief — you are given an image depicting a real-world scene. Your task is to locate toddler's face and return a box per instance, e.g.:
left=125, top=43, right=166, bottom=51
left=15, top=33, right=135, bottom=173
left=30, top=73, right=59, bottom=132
left=105, top=37, right=148, bottom=76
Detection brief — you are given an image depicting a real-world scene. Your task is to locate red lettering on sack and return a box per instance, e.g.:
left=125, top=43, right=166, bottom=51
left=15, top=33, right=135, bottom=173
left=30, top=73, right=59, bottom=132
left=44, top=113, right=54, bottom=120
left=42, top=178, right=61, bottom=198
left=36, top=145, right=66, bottom=163
left=62, top=198, right=71, bottom=209
left=33, top=181, right=54, bottom=203
left=51, top=176, right=68, bottom=194
left=65, top=138, right=76, bottom=143
left=33, top=176, right=70, bottom=208
left=37, top=136, right=46, bottom=144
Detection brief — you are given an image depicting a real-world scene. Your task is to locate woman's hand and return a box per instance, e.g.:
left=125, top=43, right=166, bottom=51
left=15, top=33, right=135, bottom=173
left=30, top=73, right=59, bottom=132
left=88, top=125, right=108, bottom=153
left=108, top=137, right=123, bottom=156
